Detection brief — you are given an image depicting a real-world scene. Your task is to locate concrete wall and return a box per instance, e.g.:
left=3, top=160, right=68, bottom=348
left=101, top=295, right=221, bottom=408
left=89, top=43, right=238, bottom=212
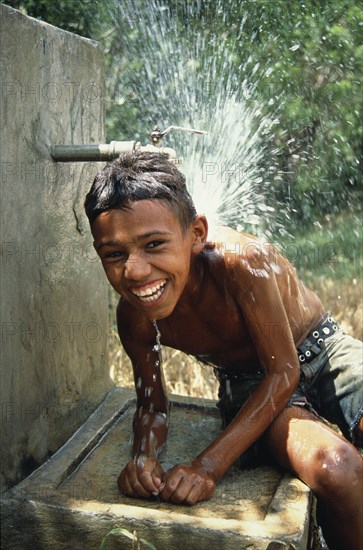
left=0, top=4, right=112, bottom=491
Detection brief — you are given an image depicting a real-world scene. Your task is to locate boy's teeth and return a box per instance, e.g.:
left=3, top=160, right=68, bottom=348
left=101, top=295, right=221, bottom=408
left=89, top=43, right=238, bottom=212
left=132, top=280, right=166, bottom=301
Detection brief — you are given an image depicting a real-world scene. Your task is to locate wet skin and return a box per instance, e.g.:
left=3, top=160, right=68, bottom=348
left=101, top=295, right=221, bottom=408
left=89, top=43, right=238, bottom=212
left=92, top=200, right=323, bottom=492
left=92, top=200, right=362, bottom=549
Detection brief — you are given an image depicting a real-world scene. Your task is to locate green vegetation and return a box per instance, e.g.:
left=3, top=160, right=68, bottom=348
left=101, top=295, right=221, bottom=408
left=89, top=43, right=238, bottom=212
left=100, top=527, right=157, bottom=550
left=4, top=0, right=109, bottom=37
left=283, top=211, right=363, bottom=281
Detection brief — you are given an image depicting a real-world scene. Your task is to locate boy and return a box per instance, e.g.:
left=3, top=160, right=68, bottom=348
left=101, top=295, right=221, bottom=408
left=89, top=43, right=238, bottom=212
left=85, top=151, right=362, bottom=550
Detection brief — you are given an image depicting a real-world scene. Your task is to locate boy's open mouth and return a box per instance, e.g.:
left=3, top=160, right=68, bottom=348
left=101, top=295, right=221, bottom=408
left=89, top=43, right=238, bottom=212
left=130, top=279, right=167, bottom=304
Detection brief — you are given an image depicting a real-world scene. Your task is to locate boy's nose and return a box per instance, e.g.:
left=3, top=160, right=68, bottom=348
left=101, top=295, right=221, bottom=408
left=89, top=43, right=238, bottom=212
left=123, top=253, right=152, bottom=281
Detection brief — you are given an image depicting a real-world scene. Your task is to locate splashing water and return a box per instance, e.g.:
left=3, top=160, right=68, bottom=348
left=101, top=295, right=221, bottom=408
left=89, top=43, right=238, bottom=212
left=107, top=0, right=284, bottom=237
left=152, top=320, right=162, bottom=354
left=180, top=94, right=277, bottom=235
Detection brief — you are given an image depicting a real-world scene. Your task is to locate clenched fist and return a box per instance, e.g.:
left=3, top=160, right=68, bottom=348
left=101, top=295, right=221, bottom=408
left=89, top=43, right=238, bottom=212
left=118, top=455, right=165, bottom=498
left=160, top=460, right=216, bottom=505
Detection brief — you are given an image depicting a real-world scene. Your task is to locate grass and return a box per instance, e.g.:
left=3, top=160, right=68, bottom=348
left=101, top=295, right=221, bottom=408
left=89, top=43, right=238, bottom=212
left=280, top=210, right=362, bottom=280
left=100, top=527, right=157, bottom=550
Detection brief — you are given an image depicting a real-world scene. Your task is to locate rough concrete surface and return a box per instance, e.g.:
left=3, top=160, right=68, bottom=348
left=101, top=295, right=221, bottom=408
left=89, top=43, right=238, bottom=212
left=0, top=4, right=112, bottom=491
left=1, top=388, right=313, bottom=550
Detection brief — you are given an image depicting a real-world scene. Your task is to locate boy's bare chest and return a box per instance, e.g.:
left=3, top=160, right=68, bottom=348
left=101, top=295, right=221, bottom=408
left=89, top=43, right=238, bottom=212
left=157, top=283, right=258, bottom=369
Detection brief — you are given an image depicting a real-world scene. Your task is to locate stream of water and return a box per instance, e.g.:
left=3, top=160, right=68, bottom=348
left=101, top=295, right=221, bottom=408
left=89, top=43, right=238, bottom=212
left=107, top=0, right=287, bottom=237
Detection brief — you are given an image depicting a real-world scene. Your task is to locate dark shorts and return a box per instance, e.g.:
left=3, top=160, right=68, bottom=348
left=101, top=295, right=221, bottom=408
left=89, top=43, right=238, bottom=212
left=216, top=320, right=363, bottom=464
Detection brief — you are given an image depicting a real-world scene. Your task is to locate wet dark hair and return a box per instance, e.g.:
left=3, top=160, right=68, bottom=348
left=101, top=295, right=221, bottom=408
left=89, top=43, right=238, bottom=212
left=84, top=151, right=197, bottom=232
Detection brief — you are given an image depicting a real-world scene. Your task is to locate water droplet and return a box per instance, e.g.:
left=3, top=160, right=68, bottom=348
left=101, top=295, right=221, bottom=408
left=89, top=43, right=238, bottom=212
left=271, top=262, right=282, bottom=275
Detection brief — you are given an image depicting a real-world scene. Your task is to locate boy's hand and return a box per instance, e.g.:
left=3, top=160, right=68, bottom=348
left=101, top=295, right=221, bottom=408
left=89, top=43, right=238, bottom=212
left=118, top=456, right=165, bottom=499
left=160, top=460, right=216, bottom=505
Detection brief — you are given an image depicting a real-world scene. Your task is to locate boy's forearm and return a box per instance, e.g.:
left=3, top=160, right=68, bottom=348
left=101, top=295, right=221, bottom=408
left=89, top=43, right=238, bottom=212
left=132, top=407, right=169, bottom=459
left=195, top=371, right=299, bottom=480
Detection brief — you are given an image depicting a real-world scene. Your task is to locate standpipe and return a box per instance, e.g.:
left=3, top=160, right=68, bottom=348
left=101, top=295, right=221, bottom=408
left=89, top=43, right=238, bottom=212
left=50, top=141, right=179, bottom=163
left=50, top=126, right=207, bottom=164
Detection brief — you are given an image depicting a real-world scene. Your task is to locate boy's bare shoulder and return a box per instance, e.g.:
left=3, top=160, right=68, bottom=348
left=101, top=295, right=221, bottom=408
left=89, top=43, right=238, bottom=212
left=202, top=225, right=293, bottom=311
left=205, top=226, right=324, bottom=339
left=206, top=226, right=279, bottom=277
left=209, top=225, right=256, bottom=246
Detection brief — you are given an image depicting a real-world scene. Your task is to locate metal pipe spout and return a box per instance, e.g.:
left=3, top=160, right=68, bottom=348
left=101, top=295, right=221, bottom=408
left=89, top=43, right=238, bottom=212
left=50, top=126, right=206, bottom=164
left=50, top=141, right=180, bottom=163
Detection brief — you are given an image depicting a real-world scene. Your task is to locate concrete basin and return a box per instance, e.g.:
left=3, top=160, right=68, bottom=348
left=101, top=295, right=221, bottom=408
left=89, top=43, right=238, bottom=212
left=1, top=388, right=313, bottom=549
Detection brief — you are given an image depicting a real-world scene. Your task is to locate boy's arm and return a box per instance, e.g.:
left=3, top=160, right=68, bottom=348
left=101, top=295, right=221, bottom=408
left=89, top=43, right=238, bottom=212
left=116, top=303, right=170, bottom=498
left=160, top=245, right=300, bottom=504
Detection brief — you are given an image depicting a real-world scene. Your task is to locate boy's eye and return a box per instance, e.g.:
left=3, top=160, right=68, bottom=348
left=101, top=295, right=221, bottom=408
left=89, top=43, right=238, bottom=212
left=104, top=250, right=126, bottom=260
left=146, top=240, right=164, bottom=249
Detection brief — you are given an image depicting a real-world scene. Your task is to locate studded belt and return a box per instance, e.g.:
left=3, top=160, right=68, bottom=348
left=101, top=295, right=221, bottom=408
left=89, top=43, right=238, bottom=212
left=297, top=315, right=340, bottom=364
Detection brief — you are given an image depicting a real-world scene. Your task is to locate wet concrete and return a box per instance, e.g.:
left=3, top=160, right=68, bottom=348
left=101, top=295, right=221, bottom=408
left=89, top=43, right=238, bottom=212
left=1, top=388, right=313, bottom=549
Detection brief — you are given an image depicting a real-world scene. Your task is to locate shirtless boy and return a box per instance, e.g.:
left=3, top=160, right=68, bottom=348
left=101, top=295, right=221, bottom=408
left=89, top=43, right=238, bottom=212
left=85, top=151, right=362, bottom=550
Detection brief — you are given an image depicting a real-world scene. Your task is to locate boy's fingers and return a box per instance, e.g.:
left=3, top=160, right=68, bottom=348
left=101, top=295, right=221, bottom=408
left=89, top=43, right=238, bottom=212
left=118, top=462, right=154, bottom=498
left=185, top=482, right=205, bottom=505
left=120, top=472, right=151, bottom=498
left=126, top=471, right=153, bottom=498
left=153, top=477, right=165, bottom=491
left=167, top=477, right=193, bottom=504
left=118, top=472, right=135, bottom=496
left=153, top=476, right=161, bottom=487
left=138, top=458, right=165, bottom=494
left=120, top=476, right=135, bottom=496
left=118, top=458, right=166, bottom=498
left=139, top=470, right=161, bottom=495
left=130, top=476, right=152, bottom=498
left=159, top=473, right=183, bottom=501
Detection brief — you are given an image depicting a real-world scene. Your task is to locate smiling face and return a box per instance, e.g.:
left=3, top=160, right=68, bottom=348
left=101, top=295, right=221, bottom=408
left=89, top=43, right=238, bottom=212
left=92, top=200, right=207, bottom=320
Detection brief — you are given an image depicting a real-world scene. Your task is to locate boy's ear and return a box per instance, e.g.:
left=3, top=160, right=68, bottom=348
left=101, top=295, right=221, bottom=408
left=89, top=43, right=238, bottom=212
left=192, top=215, right=208, bottom=253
